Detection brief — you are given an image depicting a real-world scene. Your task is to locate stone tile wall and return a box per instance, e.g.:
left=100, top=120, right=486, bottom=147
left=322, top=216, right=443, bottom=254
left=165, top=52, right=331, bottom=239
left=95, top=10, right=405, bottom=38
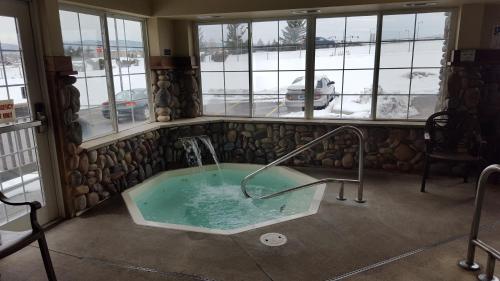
left=68, top=122, right=427, bottom=214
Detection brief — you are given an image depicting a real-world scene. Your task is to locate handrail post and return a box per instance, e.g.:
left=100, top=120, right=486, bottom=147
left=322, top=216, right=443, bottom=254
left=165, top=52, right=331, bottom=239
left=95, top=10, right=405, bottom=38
left=355, top=129, right=366, bottom=203
left=458, top=164, right=500, bottom=273
left=337, top=181, right=346, bottom=201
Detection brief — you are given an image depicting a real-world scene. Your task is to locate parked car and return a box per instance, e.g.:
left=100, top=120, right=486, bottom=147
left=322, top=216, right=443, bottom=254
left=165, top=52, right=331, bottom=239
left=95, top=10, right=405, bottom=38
left=315, top=37, right=336, bottom=48
left=101, top=88, right=150, bottom=121
left=285, top=76, right=336, bottom=110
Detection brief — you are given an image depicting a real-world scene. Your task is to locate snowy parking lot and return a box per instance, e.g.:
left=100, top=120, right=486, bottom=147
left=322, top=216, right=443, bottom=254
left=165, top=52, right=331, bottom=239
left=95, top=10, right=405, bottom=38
left=200, top=40, right=445, bottom=119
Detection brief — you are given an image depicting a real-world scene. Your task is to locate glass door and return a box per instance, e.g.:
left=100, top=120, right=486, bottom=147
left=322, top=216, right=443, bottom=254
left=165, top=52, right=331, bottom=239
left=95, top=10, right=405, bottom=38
left=0, top=0, right=60, bottom=229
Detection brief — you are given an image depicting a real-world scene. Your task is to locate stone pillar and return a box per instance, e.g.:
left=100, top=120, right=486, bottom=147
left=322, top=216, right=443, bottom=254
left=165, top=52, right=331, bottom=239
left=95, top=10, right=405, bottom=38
left=45, top=56, right=81, bottom=217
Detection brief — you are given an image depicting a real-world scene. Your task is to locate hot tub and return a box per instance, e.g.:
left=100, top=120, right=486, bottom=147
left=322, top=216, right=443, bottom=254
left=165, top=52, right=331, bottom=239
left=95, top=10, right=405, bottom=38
left=122, top=163, right=325, bottom=235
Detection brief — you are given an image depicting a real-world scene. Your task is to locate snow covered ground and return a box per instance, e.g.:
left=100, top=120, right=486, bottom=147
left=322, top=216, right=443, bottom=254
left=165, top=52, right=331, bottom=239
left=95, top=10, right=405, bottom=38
left=200, top=40, right=445, bottom=119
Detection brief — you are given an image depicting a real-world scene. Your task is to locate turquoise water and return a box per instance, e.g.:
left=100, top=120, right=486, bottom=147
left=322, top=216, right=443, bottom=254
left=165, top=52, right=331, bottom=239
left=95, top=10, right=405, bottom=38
left=133, top=168, right=318, bottom=230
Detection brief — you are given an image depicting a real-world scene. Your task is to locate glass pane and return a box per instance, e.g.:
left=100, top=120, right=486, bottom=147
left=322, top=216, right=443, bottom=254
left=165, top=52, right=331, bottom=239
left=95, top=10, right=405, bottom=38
left=2, top=51, right=25, bottom=85
left=225, top=72, right=249, bottom=95
left=410, top=68, right=442, bottom=95
left=113, top=18, right=127, bottom=48
left=409, top=94, right=438, bottom=120
left=253, top=95, right=278, bottom=117
left=79, top=13, right=102, bottom=45
left=377, top=95, right=409, bottom=119
left=413, top=40, right=445, bottom=68
left=315, top=44, right=344, bottom=70
left=124, top=20, right=144, bottom=47
left=86, top=77, right=109, bottom=106
left=280, top=71, right=305, bottom=118
left=416, top=12, right=448, bottom=40
left=344, top=43, right=375, bottom=69
left=343, top=70, right=373, bottom=95
left=9, top=86, right=28, bottom=107
left=117, top=97, right=150, bottom=131
left=312, top=72, right=340, bottom=119
left=74, top=79, right=89, bottom=106
left=107, top=18, right=118, bottom=46
left=64, top=45, right=85, bottom=76
left=345, top=16, right=377, bottom=43
left=111, top=47, right=129, bottom=75
left=113, top=75, right=130, bottom=94
left=378, top=69, right=411, bottom=95
left=223, top=23, right=248, bottom=48
left=201, top=72, right=224, bottom=95
left=316, top=17, right=345, bottom=44
left=127, top=48, right=146, bottom=74
left=59, top=11, right=80, bottom=45
left=224, top=48, right=249, bottom=71
left=198, top=25, right=223, bottom=48
left=279, top=47, right=306, bottom=70
left=0, top=87, right=7, bottom=100
left=199, top=48, right=224, bottom=71
left=380, top=41, right=413, bottom=68
left=0, top=17, right=20, bottom=50
left=279, top=20, right=307, bottom=71
left=341, top=95, right=371, bottom=119
left=83, top=46, right=105, bottom=77
left=315, top=70, right=342, bottom=95
left=226, top=95, right=250, bottom=116
left=202, top=95, right=225, bottom=115
left=252, top=46, right=278, bottom=70
left=279, top=71, right=305, bottom=96
left=252, top=21, right=278, bottom=46
left=129, top=74, right=147, bottom=91
left=382, top=14, right=415, bottom=41
left=253, top=71, right=278, bottom=95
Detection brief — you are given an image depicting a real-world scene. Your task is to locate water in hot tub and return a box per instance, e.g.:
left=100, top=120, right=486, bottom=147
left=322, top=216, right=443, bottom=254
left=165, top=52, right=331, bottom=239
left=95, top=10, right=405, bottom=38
left=133, top=167, right=318, bottom=230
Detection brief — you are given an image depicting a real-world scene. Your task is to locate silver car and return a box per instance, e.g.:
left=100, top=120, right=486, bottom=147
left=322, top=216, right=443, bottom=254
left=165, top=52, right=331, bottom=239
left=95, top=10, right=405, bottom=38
left=285, top=76, right=336, bottom=110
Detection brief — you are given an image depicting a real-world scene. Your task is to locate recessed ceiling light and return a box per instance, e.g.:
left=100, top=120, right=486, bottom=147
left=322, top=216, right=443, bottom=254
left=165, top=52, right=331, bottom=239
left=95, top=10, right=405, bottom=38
left=404, top=1, right=437, bottom=7
left=197, top=15, right=222, bottom=20
left=291, top=9, right=321, bottom=15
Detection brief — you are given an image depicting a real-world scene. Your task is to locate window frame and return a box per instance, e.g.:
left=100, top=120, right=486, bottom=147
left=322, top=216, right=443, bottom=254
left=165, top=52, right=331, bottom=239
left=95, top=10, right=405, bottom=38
left=195, top=8, right=457, bottom=122
left=59, top=4, right=152, bottom=142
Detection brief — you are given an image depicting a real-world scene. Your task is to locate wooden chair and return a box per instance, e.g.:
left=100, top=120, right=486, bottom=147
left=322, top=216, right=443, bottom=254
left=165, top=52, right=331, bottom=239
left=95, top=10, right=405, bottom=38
left=0, top=192, right=57, bottom=281
left=421, top=111, right=485, bottom=192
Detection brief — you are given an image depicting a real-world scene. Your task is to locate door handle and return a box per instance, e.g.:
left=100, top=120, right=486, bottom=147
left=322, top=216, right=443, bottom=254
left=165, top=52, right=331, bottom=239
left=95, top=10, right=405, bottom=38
left=34, top=103, right=48, bottom=133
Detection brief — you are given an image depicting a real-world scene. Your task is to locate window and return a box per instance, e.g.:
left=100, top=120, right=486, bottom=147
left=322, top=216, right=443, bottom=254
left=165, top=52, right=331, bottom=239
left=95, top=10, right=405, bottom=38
left=377, top=12, right=449, bottom=119
left=197, top=11, right=451, bottom=121
left=315, top=16, right=377, bottom=119
left=198, top=23, right=251, bottom=117
left=60, top=8, right=149, bottom=140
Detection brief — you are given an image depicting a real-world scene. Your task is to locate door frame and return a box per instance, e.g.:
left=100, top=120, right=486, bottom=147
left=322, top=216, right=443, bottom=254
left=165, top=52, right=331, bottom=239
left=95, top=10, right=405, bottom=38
left=0, top=0, right=64, bottom=230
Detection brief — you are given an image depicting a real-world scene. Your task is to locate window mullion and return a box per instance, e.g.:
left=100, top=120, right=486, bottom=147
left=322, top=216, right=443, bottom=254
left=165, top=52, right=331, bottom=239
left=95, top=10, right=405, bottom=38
left=371, top=13, right=383, bottom=121
left=101, top=14, right=118, bottom=133
left=248, top=21, right=254, bottom=118
left=304, top=16, right=316, bottom=120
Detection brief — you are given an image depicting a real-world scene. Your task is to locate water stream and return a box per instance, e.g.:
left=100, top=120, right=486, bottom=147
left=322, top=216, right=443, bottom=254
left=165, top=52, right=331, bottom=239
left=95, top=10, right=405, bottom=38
left=180, top=136, right=223, bottom=183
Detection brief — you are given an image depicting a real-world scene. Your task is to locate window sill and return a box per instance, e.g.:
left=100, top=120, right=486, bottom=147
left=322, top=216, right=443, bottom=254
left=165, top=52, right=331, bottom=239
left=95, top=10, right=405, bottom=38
left=80, top=117, right=425, bottom=151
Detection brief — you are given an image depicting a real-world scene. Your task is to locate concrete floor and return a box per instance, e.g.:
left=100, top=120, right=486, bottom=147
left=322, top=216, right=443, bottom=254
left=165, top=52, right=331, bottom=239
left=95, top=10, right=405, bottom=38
left=1, top=168, right=500, bottom=281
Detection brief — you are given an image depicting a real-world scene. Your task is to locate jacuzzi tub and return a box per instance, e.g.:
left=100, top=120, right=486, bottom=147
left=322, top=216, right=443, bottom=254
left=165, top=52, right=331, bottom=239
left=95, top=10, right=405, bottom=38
left=122, top=163, right=325, bottom=235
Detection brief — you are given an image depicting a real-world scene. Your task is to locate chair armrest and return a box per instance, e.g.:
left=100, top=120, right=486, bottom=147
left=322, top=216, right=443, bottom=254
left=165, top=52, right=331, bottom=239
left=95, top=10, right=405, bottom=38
left=0, top=193, right=41, bottom=210
left=0, top=192, right=42, bottom=231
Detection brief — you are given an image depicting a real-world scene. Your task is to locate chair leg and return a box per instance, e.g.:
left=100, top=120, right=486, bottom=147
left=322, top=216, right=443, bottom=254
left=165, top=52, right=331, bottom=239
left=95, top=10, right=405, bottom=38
left=421, top=156, right=431, bottom=193
left=38, top=234, right=57, bottom=281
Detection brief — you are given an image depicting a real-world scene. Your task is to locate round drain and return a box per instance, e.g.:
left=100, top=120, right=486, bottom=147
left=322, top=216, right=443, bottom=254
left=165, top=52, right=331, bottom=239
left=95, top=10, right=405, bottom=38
left=260, top=233, right=287, bottom=247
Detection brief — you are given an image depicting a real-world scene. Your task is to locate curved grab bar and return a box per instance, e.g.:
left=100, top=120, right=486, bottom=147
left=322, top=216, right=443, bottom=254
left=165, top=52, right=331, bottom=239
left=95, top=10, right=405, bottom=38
left=458, top=164, right=500, bottom=281
left=241, top=125, right=365, bottom=201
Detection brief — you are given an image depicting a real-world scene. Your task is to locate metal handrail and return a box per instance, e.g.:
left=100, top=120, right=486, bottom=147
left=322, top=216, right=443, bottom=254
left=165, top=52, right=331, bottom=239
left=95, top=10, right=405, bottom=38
left=241, top=125, right=365, bottom=202
left=458, top=164, right=500, bottom=281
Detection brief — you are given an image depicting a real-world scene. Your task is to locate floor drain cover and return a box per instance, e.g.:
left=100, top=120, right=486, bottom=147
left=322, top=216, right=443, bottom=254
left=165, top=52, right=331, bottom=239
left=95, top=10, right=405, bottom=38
left=260, top=233, right=287, bottom=247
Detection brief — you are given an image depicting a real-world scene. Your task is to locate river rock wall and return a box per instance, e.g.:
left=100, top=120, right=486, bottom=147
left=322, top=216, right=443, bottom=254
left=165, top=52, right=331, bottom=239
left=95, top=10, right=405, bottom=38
left=68, top=121, right=428, bottom=214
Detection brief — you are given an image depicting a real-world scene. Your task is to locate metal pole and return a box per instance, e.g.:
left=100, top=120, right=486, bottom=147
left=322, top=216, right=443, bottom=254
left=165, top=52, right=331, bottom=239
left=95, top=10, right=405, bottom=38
left=337, top=181, right=346, bottom=201
left=355, top=129, right=366, bottom=203
left=478, top=253, right=498, bottom=281
left=458, top=164, right=500, bottom=271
